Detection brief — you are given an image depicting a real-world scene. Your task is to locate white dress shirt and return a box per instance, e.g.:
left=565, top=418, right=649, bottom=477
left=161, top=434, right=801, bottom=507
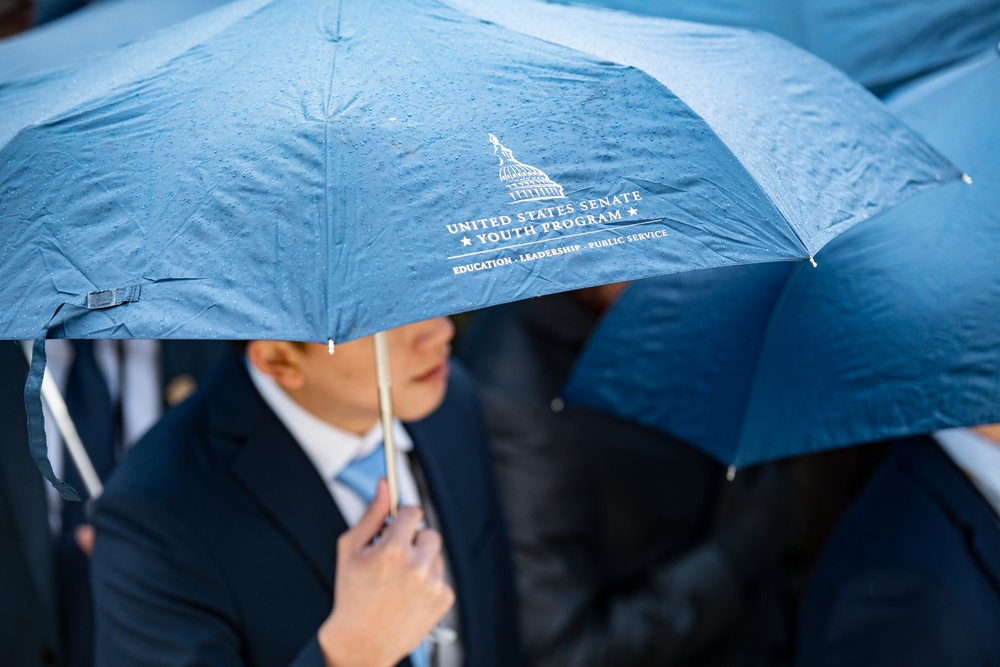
left=935, top=427, right=1000, bottom=518
left=247, top=361, right=423, bottom=522
left=247, top=361, right=463, bottom=667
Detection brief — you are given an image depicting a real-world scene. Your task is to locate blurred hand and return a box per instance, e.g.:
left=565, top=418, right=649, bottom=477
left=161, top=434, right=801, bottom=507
left=75, top=524, right=95, bottom=556
left=318, top=479, right=454, bottom=667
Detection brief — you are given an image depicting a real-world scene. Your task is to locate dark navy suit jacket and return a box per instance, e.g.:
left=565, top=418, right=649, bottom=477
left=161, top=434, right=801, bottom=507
left=797, top=436, right=1000, bottom=666
left=91, top=351, right=518, bottom=667
left=0, top=340, right=227, bottom=667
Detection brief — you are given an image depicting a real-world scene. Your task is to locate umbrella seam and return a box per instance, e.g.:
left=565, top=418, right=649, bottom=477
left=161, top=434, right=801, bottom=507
left=322, top=0, right=344, bottom=341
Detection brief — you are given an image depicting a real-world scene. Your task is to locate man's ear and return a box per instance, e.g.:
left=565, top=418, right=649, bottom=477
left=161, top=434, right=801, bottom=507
left=246, top=340, right=307, bottom=390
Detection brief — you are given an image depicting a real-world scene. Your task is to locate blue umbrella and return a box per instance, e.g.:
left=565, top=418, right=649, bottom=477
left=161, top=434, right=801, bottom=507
left=0, top=0, right=236, bottom=502
left=0, top=0, right=961, bottom=498
left=563, top=48, right=1000, bottom=470
left=548, top=0, right=1000, bottom=95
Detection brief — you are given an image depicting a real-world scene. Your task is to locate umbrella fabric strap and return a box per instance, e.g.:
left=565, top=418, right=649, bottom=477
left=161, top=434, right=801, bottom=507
left=23, top=284, right=142, bottom=501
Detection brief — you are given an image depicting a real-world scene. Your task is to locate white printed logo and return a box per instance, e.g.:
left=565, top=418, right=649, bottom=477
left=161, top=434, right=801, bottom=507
left=488, top=134, right=565, bottom=204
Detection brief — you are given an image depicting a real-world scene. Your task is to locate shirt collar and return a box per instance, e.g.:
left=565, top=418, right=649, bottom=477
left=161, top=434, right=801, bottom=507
left=934, top=427, right=1000, bottom=517
left=246, top=359, right=412, bottom=482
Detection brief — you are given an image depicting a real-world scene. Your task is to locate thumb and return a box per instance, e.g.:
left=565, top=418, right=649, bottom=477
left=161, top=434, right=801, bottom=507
left=349, top=477, right=391, bottom=547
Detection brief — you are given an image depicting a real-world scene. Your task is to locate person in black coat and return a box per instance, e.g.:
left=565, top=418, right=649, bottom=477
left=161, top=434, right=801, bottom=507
left=91, top=319, right=519, bottom=667
left=797, top=433, right=1000, bottom=666
left=459, top=289, right=794, bottom=667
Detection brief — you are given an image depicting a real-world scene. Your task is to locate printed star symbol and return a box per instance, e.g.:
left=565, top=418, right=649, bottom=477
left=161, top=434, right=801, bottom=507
left=461, top=236, right=472, bottom=246
left=628, top=207, right=639, bottom=216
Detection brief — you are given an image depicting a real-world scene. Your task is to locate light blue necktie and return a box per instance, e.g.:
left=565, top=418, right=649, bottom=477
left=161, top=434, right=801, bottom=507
left=336, top=443, right=431, bottom=667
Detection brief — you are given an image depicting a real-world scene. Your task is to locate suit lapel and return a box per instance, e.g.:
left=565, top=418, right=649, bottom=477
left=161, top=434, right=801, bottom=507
left=209, top=354, right=347, bottom=592
left=409, top=409, right=487, bottom=558
left=407, top=373, right=496, bottom=656
left=970, top=505, right=1000, bottom=594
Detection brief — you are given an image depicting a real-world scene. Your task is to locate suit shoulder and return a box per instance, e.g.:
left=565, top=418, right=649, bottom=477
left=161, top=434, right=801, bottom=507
left=100, top=395, right=211, bottom=504
left=799, top=566, right=987, bottom=667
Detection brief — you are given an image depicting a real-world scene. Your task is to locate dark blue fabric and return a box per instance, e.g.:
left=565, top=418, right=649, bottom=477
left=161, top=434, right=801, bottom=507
left=62, top=340, right=116, bottom=492
left=796, top=437, right=1000, bottom=666
left=91, top=352, right=518, bottom=667
left=563, top=50, right=1000, bottom=467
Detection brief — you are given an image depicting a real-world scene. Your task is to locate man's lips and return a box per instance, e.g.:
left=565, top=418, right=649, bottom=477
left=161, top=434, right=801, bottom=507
left=414, top=360, right=450, bottom=383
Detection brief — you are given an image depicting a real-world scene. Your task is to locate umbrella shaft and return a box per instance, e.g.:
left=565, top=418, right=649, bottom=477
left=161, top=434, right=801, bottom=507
left=373, top=331, right=399, bottom=517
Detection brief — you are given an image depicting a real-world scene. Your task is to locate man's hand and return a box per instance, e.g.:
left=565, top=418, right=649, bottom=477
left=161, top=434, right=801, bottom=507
left=318, top=479, right=454, bottom=667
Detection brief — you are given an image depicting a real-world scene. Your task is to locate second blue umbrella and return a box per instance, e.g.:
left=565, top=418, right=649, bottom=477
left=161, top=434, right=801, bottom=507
left=564, top=49, right=1000, bottom=468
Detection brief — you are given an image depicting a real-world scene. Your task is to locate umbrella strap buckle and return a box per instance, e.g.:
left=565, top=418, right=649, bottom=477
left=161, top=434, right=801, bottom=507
left=22, top=283, right=143, bottom=501
left=86, top=285, right=141, bottom=310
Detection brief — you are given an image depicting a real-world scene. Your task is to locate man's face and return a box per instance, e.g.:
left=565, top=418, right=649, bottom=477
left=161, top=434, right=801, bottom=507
left=250, top=318, right=454, bottom=434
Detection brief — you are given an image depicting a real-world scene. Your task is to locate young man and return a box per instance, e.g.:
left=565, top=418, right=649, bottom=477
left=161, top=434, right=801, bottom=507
left=91, top=318, right=518, bottom=667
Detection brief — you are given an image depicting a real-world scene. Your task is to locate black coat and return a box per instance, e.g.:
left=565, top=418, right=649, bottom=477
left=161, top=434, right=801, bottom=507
left=459, top=294, right=793, bottom=667
left=797, top=436, right=1000, bottom=666
left=91, top=351, right=519, bottom=667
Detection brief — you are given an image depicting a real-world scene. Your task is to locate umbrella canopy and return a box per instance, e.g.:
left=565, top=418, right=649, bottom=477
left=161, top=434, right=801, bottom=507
left=0, top=0, right=234, bottom=82
left=548, top=0, right=1000, bottom=95
left=0, top=0, right=959, bottom=345
left=563, top=48, right=1000, bottom=468
left=0, top=0, right=238, bottom=502
left=0, top=0, right=961, bottom=495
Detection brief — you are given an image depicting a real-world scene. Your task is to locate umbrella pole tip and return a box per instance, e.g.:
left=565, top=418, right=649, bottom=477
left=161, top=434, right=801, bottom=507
left=808, top=256, right=817, bottom=268
left=961, top=173, right=973, bottom=185
left=328, top=339, right=335, bottom=355
left=726, top=465, right=737, bottom=481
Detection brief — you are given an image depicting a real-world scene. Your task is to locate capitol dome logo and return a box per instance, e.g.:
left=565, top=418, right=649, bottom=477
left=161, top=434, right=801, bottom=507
left=489, top=134, right=566, bottom=204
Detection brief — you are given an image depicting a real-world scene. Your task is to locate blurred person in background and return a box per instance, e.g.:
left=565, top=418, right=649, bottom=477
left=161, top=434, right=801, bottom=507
left=0, top=340, right=226, bottom=667
left=459, top=286, right=795, bottom=667
left=797, top=427, right=1000, bottom=666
